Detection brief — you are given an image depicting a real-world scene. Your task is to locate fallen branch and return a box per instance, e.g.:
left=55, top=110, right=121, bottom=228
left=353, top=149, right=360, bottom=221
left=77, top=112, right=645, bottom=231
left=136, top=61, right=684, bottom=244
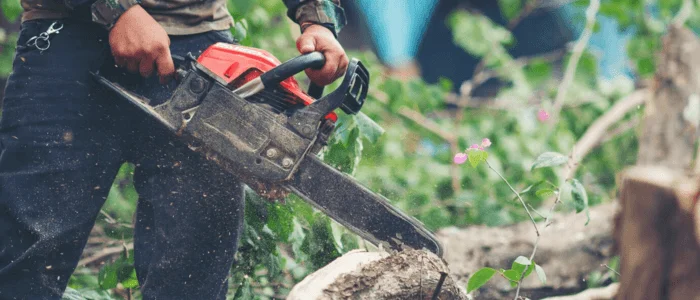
left=541, top=283, right=619, bottom=300
left=438, top=202, right=616, bottom=299
left=78, top=243, right=134, bottom=266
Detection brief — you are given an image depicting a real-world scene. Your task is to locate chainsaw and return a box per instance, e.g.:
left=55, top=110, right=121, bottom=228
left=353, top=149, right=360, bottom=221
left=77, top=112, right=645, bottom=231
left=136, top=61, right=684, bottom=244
left=92, top=43, right=443, bottom=257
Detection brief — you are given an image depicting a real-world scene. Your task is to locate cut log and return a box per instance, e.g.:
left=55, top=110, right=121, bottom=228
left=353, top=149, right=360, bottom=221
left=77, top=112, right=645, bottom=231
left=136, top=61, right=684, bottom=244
left=614, top=166, right=700, bottom=300
left=286, top=249, right=468, bottom=300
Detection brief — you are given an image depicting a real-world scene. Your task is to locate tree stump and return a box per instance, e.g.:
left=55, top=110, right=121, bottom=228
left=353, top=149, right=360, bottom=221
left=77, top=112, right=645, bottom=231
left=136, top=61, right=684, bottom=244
left=614, top=24, right=700, bottom=300
left=615, top=166, right=700, bottom=300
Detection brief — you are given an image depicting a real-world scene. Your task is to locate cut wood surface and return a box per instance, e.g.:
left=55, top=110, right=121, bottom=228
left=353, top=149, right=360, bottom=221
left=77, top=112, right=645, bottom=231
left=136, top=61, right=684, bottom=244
left=286, top=249, right=468, bottom=300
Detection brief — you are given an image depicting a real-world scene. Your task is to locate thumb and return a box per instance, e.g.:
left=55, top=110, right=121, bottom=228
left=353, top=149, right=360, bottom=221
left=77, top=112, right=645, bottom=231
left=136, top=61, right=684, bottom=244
left=297, top=35, right=316, bottom=54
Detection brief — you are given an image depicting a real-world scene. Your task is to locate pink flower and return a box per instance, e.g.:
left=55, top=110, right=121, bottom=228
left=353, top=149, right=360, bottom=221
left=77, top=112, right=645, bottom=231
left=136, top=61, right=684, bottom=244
left=453, top=153, right=468, bottom=164
left=537, top=109, right=550, bottom=122
left=469, top=144, right=481, bottom=150
left=481, top=138, right=492, bottom=148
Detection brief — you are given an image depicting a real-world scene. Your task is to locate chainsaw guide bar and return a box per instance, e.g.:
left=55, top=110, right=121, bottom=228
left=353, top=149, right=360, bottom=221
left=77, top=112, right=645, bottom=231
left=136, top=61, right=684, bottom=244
left=93, top=43, right=444, bottom=257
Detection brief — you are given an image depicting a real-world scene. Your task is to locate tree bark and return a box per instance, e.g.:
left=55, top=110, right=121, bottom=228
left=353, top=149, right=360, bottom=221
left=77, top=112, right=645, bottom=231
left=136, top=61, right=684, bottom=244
left=636, top=25, right=700, bottom=170
left=614, top=24, right=700, bottom=299
left=614, top=167, right=700, bottom=300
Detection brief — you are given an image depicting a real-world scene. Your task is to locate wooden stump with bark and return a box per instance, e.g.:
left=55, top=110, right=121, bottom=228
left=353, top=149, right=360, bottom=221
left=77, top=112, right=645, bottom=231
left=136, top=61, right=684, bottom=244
left=614, top=24, right=700, bottom=299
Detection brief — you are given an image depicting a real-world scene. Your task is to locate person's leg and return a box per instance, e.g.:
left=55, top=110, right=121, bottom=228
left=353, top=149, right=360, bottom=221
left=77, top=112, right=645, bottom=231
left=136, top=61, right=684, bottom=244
left=125, top=30, right=246, bottom=299
left=0, top=19, right=127, bottom=298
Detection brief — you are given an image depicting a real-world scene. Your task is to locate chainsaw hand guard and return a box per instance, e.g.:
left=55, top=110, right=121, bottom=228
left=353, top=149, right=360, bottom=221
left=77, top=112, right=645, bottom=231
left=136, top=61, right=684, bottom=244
left=288, top=59, right=368, bottom=138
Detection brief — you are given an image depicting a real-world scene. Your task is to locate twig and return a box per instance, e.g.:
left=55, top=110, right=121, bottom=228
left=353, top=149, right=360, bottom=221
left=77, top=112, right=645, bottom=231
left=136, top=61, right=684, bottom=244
left=100, top=210, right=117, bottom=224
left=599, top=117, right=640, bottom=145
left=562, top=89, right=647, bottom=180
left=397, top=107, right=456, bottom=142
left=508, top=0, right=540, bottom=29
left=514, top=188, right=563, bottom=299
left=486, top=160, right=540, bottom=236
left=540, top=283, right=619, bottom=300
left=78, top=243, right=134, bottom=266
left=672, top=0, right=694, bottom=27
left=601, top=264, right=621, bottom=277
left=512, top=90, right=646, bottom=299
left=528, top=203, right=548, bottom=219
left=550, top=0, right=600, bottom=120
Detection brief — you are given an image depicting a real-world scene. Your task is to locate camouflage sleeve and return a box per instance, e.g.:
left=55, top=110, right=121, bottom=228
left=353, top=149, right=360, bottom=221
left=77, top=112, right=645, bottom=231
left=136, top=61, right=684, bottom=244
left=58, top=0, right=140, bottom=30
left=283, top=0, right=346, bottom=37
left=89, top=0, right=142, bottom=30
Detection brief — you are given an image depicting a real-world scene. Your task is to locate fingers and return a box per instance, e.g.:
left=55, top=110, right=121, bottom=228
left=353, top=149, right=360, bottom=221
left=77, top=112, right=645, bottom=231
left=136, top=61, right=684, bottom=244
left=156, top=46, right=175, bottom=84
left=126, top=60, right=139, bottom=74
left=305, top=46, right=349, bottom=85
left=296, top=34, right=316, bottom=54
left=139, top=55, right=156, bottom=78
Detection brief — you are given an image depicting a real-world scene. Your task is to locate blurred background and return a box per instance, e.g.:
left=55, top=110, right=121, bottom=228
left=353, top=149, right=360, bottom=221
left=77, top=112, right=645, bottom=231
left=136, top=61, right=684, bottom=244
left=2, top=0, right=700, bottom=299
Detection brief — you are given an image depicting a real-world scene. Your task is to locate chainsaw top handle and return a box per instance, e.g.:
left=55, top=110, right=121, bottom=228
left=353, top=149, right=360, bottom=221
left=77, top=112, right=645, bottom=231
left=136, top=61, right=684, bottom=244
left=259, top=51, right=324, bottom=89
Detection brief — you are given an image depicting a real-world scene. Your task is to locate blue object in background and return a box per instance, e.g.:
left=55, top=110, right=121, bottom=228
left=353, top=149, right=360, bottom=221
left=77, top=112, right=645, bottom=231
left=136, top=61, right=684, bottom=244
left=356, top=0, right=439, bottom=68
left=558, top=5, right=634, bottom=80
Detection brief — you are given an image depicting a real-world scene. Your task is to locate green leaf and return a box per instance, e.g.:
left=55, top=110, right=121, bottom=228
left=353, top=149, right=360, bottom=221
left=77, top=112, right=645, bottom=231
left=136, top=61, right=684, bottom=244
left=502, top=269, right=521, bottom=283
left=355, top=113, right=385, bottom=143
left=468, top=150, right=488, bottom=168
left=467, top=267, right=497, bottom=293
left=511, top=259, right=535, bottom=280
left=97, top=264, right=117, bottom=290
left=121, top=269, right=139, bottom=289
left=535, top=189, right=555, bottom=199
left=530, top=152, right=568, bottom=171
left=524, top=58, right=552, bottom=86
left=1, top=0, right=23, bottom=22
left=266, top=203, right=294, bottom=241
left=498, top=0, right=523, bottom=21
left=514, top=256, right=531, bottom=265
left=233, top=278, right=254, bottom=300
left=448, top=10, right=513, bottom=58
left=535, top=264, right=547, bottom=284
left=570, top=179, right=591, bottom=225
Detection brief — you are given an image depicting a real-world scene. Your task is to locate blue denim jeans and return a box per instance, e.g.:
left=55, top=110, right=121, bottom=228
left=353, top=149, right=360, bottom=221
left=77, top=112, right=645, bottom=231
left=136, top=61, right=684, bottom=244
left=0, top=18, right=245, bottom=299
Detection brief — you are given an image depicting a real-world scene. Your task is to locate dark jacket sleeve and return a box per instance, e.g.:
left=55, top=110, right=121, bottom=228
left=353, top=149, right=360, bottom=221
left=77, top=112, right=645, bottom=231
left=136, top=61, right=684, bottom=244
left=283, top=0, right=346, bottom=37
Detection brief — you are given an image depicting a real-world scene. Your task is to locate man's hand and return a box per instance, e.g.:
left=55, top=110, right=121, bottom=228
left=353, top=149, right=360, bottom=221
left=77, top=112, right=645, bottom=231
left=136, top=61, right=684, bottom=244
left=296, top=24, right=349, bottom=86
left=109, top=5, right=175, bottom=84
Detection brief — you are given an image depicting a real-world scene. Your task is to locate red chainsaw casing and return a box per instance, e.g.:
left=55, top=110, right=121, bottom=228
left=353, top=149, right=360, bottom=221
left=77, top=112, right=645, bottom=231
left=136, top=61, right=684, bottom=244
left=196, top=43, right=337, bottom=122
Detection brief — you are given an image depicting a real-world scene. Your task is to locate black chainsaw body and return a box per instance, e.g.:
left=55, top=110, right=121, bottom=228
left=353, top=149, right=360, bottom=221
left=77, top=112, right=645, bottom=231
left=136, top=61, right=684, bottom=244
left=96, top=53, right=367, bottom=184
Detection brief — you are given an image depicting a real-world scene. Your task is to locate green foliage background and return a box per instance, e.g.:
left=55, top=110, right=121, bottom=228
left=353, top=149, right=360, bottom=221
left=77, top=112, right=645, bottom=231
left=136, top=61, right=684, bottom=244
left=1, top=0, right=699, bottom=298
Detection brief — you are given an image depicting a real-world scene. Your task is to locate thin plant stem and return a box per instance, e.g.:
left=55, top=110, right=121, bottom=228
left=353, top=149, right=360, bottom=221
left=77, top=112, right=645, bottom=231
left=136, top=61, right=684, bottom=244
left=514, top=188, right=563, bottom=299
left=485, top=160, right=539, bottom=236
